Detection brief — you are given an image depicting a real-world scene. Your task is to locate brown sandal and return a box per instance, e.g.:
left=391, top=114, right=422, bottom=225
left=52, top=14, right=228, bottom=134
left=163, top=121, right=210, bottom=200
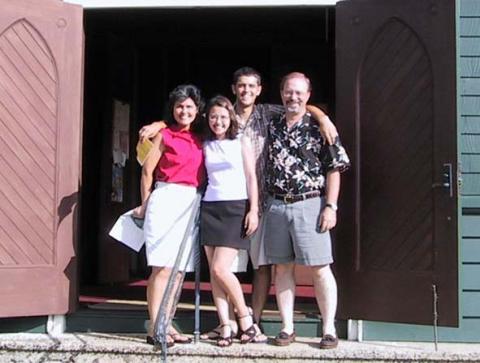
left=169, top=333, right=192, bottom=344
left=237, top=312, right=256, bottom=344
left=146, top=335, right=175, bottom=347
left=200, top=326, right=222, bottom=340
left=216, top=324, right=234, bottom=347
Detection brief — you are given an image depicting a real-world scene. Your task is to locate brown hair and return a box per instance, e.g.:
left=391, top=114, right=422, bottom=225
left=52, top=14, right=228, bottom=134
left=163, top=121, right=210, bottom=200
left=204, top=95, right=239, bottom=140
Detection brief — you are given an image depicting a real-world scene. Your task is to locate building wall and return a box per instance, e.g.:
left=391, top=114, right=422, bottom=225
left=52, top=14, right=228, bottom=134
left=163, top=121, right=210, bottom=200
left=362, top=0, right=480, bottom=342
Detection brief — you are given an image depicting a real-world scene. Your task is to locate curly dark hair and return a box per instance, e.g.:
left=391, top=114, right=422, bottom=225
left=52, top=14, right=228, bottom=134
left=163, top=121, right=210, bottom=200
left=204, top=95, right=239, bottom=140
left=166, top=84, right=205, bottom=134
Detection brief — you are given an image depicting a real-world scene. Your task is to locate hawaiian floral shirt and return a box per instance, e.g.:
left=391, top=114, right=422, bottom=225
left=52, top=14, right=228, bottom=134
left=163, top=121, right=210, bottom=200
left=267, top=112, right=350, bottom=195
left=239, top=104, right=283, bottom=212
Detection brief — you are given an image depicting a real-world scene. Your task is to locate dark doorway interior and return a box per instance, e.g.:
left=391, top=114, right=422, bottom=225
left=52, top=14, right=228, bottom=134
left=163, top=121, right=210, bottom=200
left=80, top=7, right=336, bottom=290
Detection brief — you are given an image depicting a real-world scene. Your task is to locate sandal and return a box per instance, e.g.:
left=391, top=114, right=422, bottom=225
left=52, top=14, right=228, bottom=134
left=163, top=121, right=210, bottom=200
left=146, top=335, right=175, bottom=348
left=168, top=327, right=192, bottom=344
left=216, top=324, right=234, bottom=347
left=237, top=311, right=257, bottom=344
left=244, top=307, right=267, bottom=343
left=169, top=333, right=192, bottom=344
left=200, top=326, right=222, bottom=340
left=252, top=324, right=268, bottom=343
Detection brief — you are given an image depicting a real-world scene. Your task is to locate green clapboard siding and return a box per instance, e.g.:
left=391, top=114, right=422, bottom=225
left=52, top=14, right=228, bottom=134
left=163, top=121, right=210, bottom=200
left=462, top=195, right=480, bottom=207
left=460, top=38, right=480, bottom=56
left=462, top=264, right=480, bottom=289
left=462, top=174, right=480, bottom=195
left=460, top=134, right=480, bottom=153
left=461, top=154, right=480, bottom=172
left=460, top=57, right=480, bottom=76
left=461, top=115, right=480, bottom=133
left=363, top=319, right=480, bottom=342
left=460, top=18, right=480, bottom=36
left=461, top=78, right=480, bottom=94
left=463, top=215, right=480, bottom=235
left=461, top=0, right=480, bottom=16
left=462, top=238, right=480, bottom=262
left=461, top=96, right=480, bottom=115
left=463, top=291, right=480, bottom=317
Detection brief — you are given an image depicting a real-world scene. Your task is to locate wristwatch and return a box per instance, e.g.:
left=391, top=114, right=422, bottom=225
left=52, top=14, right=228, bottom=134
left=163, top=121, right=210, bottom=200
left=325, top=202, right=338, bottom=211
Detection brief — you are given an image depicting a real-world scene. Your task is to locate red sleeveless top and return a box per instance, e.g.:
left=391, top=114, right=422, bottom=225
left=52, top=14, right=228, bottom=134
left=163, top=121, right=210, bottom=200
left=155, top=126, right=205, bottom=187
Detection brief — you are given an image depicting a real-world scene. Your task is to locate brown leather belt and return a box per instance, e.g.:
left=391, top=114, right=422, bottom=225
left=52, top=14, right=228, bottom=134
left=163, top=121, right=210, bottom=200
left=271, top=191, right=322, bottom=204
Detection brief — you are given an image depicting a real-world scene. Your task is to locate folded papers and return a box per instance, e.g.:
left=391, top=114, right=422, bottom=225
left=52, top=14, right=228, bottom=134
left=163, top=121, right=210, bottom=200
left=136, top=139, right=154, bottom=166
left=109, top=209, right=145, bottom=252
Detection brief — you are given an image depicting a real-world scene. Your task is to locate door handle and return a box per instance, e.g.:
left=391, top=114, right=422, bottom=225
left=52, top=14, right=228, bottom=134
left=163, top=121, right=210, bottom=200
left=432, top=163, right=453, bottom=197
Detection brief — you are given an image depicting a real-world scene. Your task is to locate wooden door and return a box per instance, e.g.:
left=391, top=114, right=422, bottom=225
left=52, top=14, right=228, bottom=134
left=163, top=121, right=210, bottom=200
left=0, top=0, right=83, bottom=317
left=335, top=0, right=458, bottom=326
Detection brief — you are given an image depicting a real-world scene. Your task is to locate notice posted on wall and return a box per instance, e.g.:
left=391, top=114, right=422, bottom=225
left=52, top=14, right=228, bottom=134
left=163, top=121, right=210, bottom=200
left=111, top=164, right=123, bottom=203
left=111, top=99, right=130, bottom=203
left=112, top=99, right=130, bottom=167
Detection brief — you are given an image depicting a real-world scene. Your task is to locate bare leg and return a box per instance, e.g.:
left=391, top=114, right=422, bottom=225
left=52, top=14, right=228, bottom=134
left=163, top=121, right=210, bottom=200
left=201, top=246, right=238, bottom=339
left=147, top=267, right=169, bottom=335
left=210, top=246, right=259, bottom=343
left=311, top=264, right=337, bottom=336
left=210, top=247, right=250, bottom=318
left=205, top=246, right=232, bottom=328
left=274, top=263, right=296, bottom=334
left=146, top=266, right=175, bottom=345
left=251, top=265, right=271, bottom=324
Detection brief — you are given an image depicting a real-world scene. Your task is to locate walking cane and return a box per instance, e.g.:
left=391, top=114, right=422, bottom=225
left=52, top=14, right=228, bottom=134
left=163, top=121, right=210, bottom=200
left=152, top=192, right=202, bottom=362
left=194, top=224, right=201, bottom=344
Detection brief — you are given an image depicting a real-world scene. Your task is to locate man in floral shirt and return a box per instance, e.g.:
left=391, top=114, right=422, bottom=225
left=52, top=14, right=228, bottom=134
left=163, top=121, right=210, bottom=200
left=265, top=72, right=350, bottom=349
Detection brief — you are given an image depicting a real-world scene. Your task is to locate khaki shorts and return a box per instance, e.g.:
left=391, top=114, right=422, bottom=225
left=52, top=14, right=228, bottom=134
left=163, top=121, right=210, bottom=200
left=228, top=214, right=270, bottom=271
left=264, top=196, right=333, bottom=266
left=248, top=214, right=270, bottom=269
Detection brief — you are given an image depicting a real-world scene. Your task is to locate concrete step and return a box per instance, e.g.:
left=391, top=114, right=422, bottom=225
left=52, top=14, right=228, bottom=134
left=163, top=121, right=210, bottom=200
left=1, top=333, right=479, bottom=362
left=66, top=304, right=348, bottom=339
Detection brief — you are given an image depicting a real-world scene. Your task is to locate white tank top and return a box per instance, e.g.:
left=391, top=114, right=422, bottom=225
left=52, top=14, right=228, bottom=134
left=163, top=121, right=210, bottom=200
left=203, top=137, right=247, bottom=201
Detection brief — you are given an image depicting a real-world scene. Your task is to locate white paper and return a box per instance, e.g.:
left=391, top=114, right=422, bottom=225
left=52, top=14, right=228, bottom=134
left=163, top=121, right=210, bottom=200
left=109, top=210, right=145, bottom=252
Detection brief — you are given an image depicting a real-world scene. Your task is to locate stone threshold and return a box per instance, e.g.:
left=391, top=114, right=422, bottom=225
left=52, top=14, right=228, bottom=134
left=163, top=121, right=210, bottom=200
left=1, top=333, right=480, bottom=362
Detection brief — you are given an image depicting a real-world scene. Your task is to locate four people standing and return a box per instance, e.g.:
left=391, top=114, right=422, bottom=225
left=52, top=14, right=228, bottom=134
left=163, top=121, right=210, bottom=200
left=115, top=68, right=349, bottom=349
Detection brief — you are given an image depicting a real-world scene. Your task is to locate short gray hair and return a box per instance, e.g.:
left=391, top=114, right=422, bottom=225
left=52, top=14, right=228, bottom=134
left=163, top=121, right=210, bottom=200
left=280, top=72, right=312, bottom=92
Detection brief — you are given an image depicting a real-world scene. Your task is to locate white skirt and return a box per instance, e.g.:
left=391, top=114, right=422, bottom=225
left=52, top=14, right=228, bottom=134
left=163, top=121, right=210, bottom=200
left=144, top=182, right=198, bottom=272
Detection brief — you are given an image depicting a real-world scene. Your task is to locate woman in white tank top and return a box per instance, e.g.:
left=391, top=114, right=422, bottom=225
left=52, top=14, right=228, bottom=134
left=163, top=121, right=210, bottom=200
left=200, top=95, right=261, bottom=347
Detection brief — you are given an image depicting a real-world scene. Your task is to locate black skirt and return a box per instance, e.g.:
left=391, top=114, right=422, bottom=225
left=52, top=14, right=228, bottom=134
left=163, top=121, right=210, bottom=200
left=200, top=200, right=249, bottom=250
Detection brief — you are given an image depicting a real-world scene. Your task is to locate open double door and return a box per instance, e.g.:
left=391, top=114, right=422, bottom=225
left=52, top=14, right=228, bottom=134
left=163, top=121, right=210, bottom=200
left=0, top=0, right=458, bottom=327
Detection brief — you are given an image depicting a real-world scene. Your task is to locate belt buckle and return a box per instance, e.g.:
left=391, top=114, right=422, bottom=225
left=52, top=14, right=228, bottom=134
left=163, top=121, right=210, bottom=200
left=284, top=193, right=293, bottom=203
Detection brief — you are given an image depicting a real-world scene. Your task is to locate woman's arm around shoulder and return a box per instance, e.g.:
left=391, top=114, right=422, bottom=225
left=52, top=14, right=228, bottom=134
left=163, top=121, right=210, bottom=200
left=139, top=120, right=168, bottom=142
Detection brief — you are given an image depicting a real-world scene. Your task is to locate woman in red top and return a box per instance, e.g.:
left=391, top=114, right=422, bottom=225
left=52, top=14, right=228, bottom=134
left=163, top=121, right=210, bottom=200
left=134, top=84, right=205, bottom=347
